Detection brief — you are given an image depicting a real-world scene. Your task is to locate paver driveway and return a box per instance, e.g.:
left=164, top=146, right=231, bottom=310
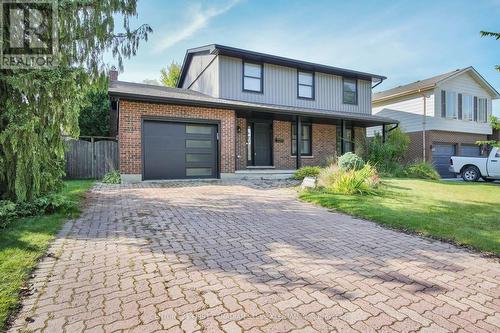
left=9, top=181, right=500, bottom=333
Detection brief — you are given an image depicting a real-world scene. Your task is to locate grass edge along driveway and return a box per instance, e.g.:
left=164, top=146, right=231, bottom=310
left=0, top=180, right=94, bottom=332
left=300, top=178, right=500, bottom=255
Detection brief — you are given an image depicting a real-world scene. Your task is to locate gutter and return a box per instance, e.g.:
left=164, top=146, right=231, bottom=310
left=373, top=85, right=435, bottom=104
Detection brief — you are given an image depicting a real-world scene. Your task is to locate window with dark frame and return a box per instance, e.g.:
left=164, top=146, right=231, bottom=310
left=336, top=125, right=354, bottom=156
left=297, top=71, right=314, bottom=99
left=243, top=61, right=263, bottom=92
left=291, top=123, right=312, bottom=156
left=343, top=78, right=358, bottom=104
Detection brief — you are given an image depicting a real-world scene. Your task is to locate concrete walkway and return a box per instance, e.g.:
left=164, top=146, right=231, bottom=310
left=9, top=181, right=500, bottom=332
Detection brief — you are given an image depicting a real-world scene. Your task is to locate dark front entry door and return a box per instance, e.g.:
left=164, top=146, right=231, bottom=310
left=143, top=120, right=218, bottom=180
left=252, top=122, right=273, bottom=166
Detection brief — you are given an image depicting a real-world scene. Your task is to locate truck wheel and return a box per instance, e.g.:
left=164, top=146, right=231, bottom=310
left=462, top=166, right=480, bottom=182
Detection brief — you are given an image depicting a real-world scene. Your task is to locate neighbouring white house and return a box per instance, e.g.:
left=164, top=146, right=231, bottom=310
left=367, top=67, right=499, bottom=177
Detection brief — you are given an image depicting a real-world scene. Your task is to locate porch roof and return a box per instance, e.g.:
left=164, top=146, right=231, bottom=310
left=109, top=80, right=397, bottom=127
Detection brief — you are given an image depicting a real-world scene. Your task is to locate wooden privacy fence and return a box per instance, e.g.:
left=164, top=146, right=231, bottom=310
left=64, top=136, right=119, bottom=179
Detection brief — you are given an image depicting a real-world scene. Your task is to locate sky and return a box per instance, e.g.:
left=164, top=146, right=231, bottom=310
left=113, top=0, right=500, bottom=115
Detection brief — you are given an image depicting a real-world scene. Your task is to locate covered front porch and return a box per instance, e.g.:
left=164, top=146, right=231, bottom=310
left=233, top=109, right=394, bottom=174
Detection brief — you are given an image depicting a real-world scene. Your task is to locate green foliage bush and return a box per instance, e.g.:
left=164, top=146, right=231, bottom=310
left=292, top=166, right=322, bottom=180
left=102, top=170, right=121, bottom=184
left=318, top=163, right=380, bottom=195
left=405, top=161, right=440, bottom=180
left=338, top=152, right=365, bottom=171
left=365, top=128, right=410, bottom=175
left=0, top=201, right=17, bottom=228
left=0, top=193, right=76, bottom=229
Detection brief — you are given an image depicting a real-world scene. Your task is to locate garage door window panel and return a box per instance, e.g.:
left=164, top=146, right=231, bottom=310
left=186, top=139, right=212, bottom=149
left=186, top=153, right=213, bottom=163
left=186, top=124, right=213, bottom=134
left=186, top=168, right=213, bottom=176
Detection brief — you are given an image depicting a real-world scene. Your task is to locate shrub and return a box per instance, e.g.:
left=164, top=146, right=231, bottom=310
left=0, top=193, right=77, bottom=229
left=292, top=166, right=322, bottom=180
left=0, top=200, right=17, bottom=228
left=102, top=170, right=121, bottom=184
left=318, top=163, right=380, bottom=195
left=405, top=161, right=440, bottom=180
left=338, top=152, right=365, bottom=171
left=365, top=128, right=410, bottom=175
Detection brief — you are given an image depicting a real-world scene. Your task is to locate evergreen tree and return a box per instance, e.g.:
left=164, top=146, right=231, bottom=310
left=0, top=1, right=152, bottom=201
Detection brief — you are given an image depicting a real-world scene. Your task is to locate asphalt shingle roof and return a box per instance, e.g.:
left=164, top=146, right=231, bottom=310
left=373, top=68, right=464, bottom=101
left=109, top=80, right=397, bottom=126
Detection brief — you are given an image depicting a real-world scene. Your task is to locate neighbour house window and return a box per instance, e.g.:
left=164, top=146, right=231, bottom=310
left=243, top=61, right=263, bottom=92
left=343, top=78, right=357, bottom=104
left=297, top=71, right=314, bottom=99
left=291, top=123, right=312, bottom=156
left=478, top=98, right=488, bottom=123
left=445, top=91, right=457, bottom=119
left=462, top=95, right=473, bottom=121
left=336, top=125, right=354, bottom=156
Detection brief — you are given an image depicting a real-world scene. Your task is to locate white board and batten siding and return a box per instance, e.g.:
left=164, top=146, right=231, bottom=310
left=369, top=71, right=494, bottom=136
left=217, top=55, right=373, bottom=114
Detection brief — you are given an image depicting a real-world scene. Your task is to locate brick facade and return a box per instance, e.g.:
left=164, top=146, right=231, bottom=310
left=234, top=120, right=338, bottom=170
left=119, top=100, right=369, bottom=178
left=118, top=100, right=236, bottom=176
left=405, top=130, right=488, bottom=163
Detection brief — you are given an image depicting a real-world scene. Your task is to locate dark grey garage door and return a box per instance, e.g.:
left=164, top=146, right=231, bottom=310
left=143, top=120, right=218, bottom=180
left=460, top=144, right=481, bottom=157
left=432, top=143, right=456, bottom=178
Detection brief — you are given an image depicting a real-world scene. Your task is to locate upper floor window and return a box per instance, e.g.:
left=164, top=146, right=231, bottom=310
left=243, top=61, right=263, bottom=93
left=445, top=91, right=457, bottom=119
left=291, top=123, right=312, bottom=156
left=297, top=71, right=314, bottom=99
left=478, top=98, right=488, bottom=123
left=462, top=94, right=473, bottom=121
left=343, top=78, right=357, bottom=104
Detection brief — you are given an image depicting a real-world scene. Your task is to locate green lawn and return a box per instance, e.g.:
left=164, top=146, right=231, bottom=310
left=0, top=180, right=93, bottom=331
left=300, top=179, right=500, bottom=255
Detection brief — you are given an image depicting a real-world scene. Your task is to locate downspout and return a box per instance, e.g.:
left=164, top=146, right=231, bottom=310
left=372, top=77, right=385, bottom=89
left=418, top=89, right=427, bottom=162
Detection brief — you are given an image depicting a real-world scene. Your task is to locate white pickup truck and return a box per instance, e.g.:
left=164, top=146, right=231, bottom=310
left=449, top=147, right=500, bottom=182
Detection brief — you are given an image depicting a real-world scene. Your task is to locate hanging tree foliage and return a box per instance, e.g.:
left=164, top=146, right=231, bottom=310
left=0, top=0, right=152, bottom=201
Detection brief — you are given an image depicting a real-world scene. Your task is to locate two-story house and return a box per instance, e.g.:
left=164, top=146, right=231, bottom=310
left=109, top=44, right=395, bottom=182
left=368, top=67, right=499, bottom=177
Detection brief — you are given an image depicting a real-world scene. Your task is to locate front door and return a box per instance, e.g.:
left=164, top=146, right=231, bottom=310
left=251, top=122, right=273, bottom=166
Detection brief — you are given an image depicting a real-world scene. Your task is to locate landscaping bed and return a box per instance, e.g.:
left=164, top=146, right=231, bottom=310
left=0, top=180, right=93, bottom=331
left=301, top=178, right=500, bottom=255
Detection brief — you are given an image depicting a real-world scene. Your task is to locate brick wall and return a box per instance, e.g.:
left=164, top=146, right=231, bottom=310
left=119, top=100, right=236, bottom=175
left=405, top=130, right=488, bottom=163
left=272, top=120, right=337, bottom=169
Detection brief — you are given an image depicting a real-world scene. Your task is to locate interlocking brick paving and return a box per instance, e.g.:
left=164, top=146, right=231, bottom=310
left=8, top=181, right=500, bottom=332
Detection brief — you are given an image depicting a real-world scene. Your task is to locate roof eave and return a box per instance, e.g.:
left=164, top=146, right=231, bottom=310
left=177, top=44, right=387, bottom=86
left=373, top=85, right=436, bottom=103
left=108, top=90, right=396, bottom=126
